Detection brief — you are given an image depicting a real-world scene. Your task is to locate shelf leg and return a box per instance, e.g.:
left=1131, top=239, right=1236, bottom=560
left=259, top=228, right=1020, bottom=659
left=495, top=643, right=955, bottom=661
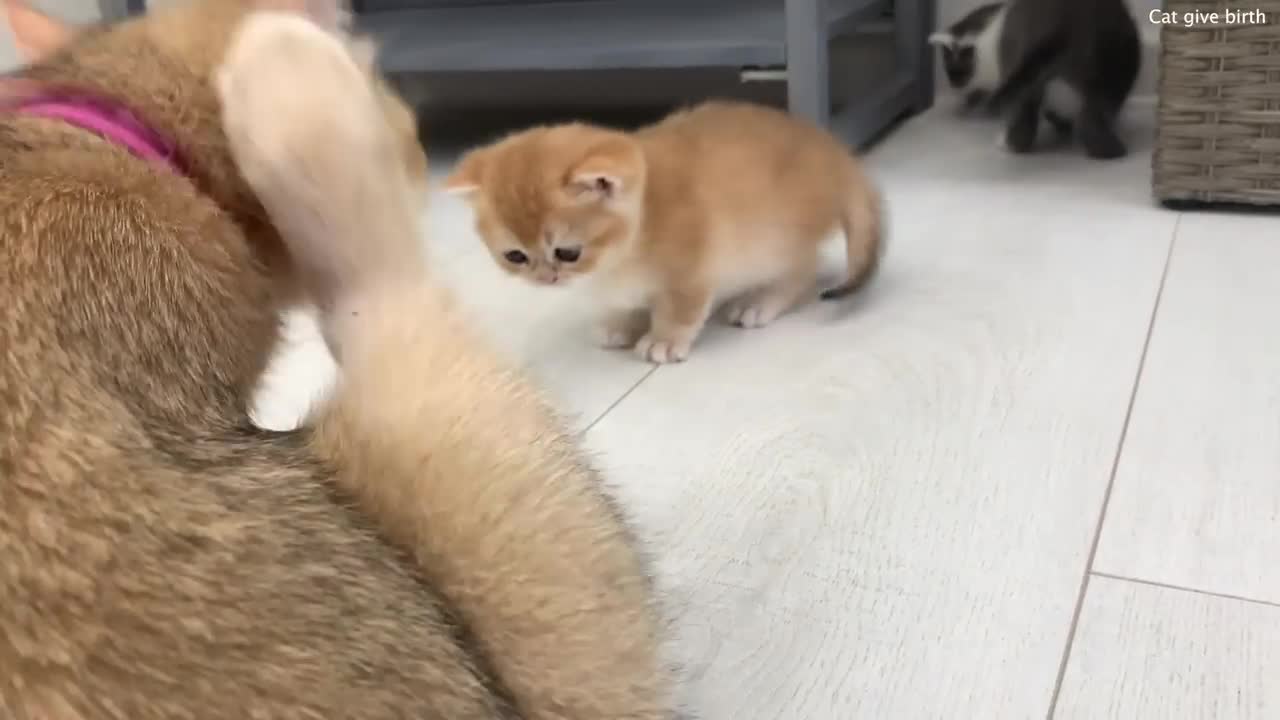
left=895, top=0, right=936, bottom=111
left=785, top=0, right=831, bottom=126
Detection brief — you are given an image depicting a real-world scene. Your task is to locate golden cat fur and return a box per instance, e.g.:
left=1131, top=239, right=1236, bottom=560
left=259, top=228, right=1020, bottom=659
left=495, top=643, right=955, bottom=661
left=444, top=100, right=885, bottom=364
left=217, top=13, right=676, bottom=719
left=0, top=1, right=676, bottom=717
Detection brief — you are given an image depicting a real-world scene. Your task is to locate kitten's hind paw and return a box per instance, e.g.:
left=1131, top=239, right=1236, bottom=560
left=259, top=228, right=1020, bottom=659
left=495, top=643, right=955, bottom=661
left=635, top=333, right=691, bottom=364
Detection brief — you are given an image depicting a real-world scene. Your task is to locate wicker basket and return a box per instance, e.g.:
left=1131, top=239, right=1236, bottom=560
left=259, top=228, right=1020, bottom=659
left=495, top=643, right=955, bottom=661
left=1153, top=0, right=1280, bottom=206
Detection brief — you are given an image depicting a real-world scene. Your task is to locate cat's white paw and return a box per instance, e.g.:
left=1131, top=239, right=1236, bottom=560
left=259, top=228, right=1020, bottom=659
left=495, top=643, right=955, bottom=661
left=725, top=299, right=783, bottom=329
left=597, top=326, right=640, bottom=349
left=635, top=333, right=691, bottom=364
left=995, top=129, right=1010, bottom=151
left=595, top=312, right=646, bottom=349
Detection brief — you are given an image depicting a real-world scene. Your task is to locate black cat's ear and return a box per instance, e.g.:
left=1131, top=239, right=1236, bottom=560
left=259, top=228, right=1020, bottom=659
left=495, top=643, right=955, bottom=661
left=927, top=32, right=955, bottom=49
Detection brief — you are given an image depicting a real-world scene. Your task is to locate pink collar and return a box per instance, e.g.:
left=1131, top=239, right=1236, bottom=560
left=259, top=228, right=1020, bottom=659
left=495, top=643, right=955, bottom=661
left=9, top=94, right=188, bottom=176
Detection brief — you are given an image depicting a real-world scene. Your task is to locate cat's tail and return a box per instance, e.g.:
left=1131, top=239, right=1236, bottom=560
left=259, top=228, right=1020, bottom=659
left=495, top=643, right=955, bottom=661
left=821, top=179, right=884, bottom=301
left=310, top=284, right=679, bottom=720
left=984, top=30, right=1069, bottom=111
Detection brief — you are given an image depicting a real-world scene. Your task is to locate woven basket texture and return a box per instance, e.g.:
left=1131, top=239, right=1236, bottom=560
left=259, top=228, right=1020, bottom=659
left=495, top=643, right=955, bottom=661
left=1154, top=0, right=1280, bottom=205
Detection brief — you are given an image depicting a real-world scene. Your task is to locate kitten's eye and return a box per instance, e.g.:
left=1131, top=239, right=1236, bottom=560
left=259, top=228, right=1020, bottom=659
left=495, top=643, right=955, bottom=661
left=554, top=247, right=581, bottom=263
left=503, top=249, right=529, bottom=264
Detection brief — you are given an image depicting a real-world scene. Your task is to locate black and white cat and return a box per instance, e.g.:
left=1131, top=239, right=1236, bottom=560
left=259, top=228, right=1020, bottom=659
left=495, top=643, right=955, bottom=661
left=929, top=0, right=1140, bottom=159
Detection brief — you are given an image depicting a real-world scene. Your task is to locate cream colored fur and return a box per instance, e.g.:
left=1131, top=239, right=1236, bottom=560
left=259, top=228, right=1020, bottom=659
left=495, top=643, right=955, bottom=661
left=216, top=12, right=678, bottom=719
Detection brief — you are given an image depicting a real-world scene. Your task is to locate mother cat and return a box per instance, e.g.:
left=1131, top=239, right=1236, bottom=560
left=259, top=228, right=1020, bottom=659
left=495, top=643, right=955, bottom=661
left=0, top=1, right=676, bottom=718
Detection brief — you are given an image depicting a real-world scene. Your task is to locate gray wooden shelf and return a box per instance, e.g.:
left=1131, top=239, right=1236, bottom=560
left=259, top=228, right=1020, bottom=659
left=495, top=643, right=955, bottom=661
left=357, top=0, right=884, bottom=73
left=354, top=0, right=935, bottom=148
left=122, top=0, right=935, bottom=148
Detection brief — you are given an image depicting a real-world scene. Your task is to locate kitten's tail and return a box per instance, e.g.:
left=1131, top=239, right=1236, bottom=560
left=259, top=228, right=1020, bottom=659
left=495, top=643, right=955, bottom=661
left=821, top=179, right=884, bottom=301
left=984, top=30, right=1069, bottom=111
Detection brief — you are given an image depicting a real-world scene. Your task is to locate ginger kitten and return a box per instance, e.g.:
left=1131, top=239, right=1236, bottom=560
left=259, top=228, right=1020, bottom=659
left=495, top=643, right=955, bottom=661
left=444, top=100, right=885, bottom=364
left=1, top=0, right=675, bottom=717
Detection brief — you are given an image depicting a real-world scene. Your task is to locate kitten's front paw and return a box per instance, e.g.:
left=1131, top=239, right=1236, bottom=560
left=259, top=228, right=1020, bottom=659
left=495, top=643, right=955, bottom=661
left=725, top=299, right=783, bottom=329
left=598, top=328, right=639, bottom=349
left=635, top=333, right=692, bottom=364
left=595, top=311, right=648, bottom=349
left=596, top=327, right=640, bottom=348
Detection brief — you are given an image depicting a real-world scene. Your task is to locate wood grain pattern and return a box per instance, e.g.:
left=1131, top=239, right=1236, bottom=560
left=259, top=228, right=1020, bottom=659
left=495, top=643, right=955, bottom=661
left=583, top=115, right=1175, bottom=716
left=1095, top=213, right=1280, bottom=604
left=1056, top=576, right=1280, bottom=720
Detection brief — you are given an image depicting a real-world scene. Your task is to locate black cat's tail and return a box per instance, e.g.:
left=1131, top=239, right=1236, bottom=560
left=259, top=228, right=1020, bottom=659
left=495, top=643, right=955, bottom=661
left=984, top=31, right=1069, bottom=111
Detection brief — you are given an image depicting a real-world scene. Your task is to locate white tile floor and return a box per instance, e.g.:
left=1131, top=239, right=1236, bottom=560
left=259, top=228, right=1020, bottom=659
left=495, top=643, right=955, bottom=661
left=251, top=101, right=1280, bottom=719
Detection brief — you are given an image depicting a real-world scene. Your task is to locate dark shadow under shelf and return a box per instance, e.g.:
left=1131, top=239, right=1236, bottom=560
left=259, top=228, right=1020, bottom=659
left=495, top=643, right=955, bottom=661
left=356, top=0, right=883, bottom=73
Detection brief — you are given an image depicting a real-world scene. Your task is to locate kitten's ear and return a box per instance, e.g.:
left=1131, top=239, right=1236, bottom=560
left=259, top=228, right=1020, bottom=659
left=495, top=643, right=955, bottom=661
left=927, top=32, right=955, bottom=48
left=568, top=169, right=622, bottom=202
left=442, top=149, right=486, bottom=195
left=3, top=0, right=78, bottom=63
left=565, top=138, right=643, bottom=203
left=252, top=0, right=351, bottom=32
